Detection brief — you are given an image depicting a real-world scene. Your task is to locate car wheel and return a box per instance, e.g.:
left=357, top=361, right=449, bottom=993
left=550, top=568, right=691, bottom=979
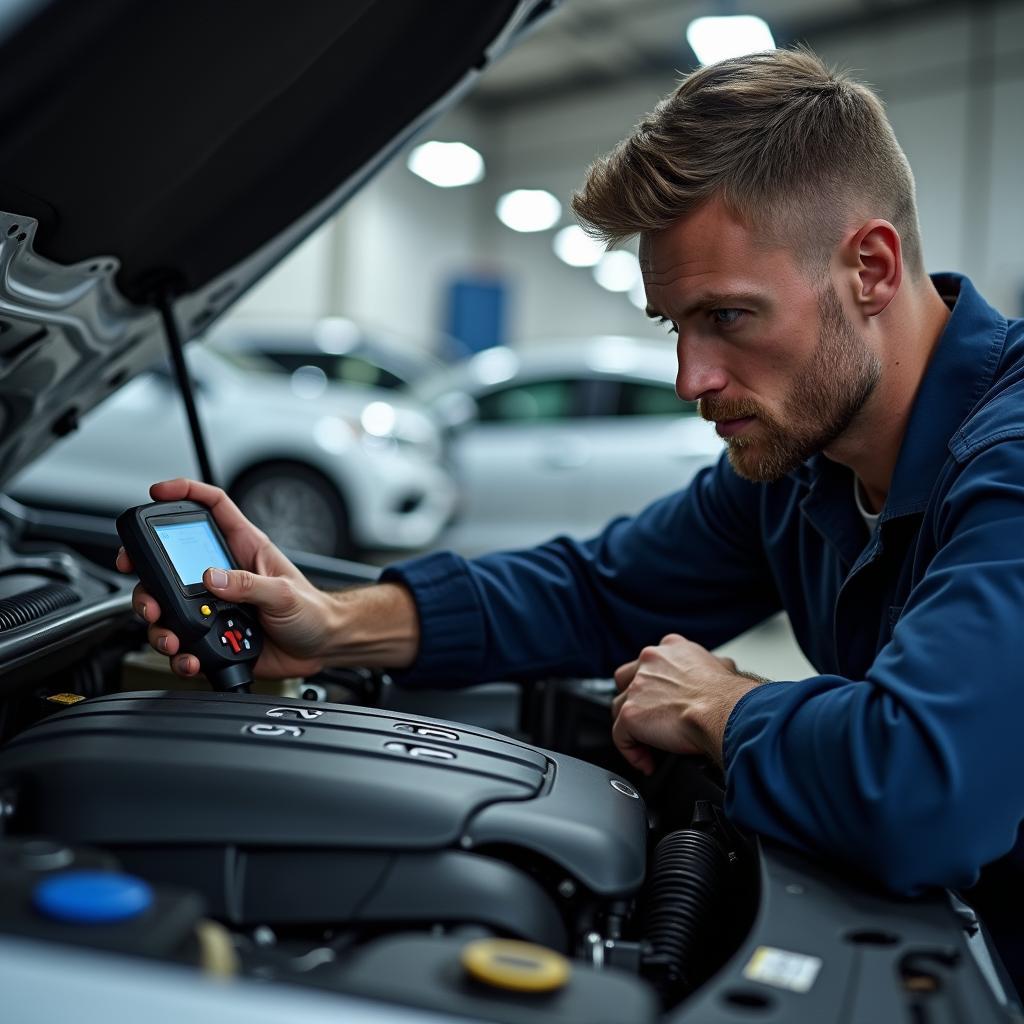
left=229, top=462, right=353, bottom=559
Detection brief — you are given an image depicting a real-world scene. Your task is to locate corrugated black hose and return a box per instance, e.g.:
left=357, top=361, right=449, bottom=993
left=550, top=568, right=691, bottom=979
left=643, top=800, right=733, bottom=1002
left=0, top=582, right=78, bottom=631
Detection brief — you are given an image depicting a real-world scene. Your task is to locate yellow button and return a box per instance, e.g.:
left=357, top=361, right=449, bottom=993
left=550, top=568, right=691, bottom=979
left=200, top=604, right=212, bottom=616
left=461, top=938, right=570, bottom=993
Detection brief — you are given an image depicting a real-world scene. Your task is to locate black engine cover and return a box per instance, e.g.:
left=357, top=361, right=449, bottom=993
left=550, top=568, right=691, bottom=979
left=0, top=691, right=647, bottom=946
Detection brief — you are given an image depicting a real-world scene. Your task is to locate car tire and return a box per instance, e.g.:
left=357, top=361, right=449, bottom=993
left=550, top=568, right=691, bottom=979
left=229, top=461, right=354, bottom=559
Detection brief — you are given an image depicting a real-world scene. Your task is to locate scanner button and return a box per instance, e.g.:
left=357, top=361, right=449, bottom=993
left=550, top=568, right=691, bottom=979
left=200, top=604, right=212, bottom=616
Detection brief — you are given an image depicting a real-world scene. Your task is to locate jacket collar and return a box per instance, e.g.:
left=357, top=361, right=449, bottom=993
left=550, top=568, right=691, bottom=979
left=795, top=274, right=1006, bottom=514
left=882, top=273, right=1007, bottom=519
left=791, top=274, right=1006, bottom=563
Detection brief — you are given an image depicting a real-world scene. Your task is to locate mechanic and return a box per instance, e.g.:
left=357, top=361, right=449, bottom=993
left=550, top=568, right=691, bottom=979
left=119, top=47, right=1024, bottom=976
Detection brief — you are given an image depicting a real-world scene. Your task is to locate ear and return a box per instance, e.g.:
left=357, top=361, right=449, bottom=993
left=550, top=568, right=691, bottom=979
left=840, top=219, right=902, bottom=317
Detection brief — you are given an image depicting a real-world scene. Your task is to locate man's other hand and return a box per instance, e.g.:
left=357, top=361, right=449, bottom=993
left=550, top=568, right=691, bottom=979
left=610, top=634, right=765, bottom=774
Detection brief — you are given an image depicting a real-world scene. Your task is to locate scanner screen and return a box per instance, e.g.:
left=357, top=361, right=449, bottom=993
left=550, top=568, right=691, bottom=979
left=154, top=519, right=231, bottom=587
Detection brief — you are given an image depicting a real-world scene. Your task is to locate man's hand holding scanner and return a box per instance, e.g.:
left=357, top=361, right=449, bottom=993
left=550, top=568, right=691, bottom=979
left=116, top=478, right=421, bottom=683
left=610, top=633, right=766, bottom=774
left=117, top=478, right=335, bottom=681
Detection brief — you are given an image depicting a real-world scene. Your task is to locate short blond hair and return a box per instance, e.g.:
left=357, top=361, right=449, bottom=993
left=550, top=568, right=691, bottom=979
left=572, top=47, right=923, bottom=277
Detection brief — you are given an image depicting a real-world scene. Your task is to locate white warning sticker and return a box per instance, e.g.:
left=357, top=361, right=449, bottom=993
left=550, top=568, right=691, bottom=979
left=742, top=945, right=822, bottom=993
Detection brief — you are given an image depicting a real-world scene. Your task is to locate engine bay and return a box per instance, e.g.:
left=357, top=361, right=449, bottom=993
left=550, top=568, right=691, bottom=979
left=0, top=502, right=1017, bottom=1023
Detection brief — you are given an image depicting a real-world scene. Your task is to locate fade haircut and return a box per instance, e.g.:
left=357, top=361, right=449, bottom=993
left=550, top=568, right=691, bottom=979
left=572, top=47, right=924, bottom=279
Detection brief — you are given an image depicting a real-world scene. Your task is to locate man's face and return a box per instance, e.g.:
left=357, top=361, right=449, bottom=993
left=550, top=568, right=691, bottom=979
left=640, top=197, right=881, bottom=482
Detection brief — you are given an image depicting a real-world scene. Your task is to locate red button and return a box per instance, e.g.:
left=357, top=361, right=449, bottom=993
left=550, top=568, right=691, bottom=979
left=224, top=632, right=241, bottom=653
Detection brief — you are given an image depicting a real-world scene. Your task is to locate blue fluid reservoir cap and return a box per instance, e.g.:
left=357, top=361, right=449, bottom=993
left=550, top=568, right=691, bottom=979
left=33, top=871, right=153, bottom=924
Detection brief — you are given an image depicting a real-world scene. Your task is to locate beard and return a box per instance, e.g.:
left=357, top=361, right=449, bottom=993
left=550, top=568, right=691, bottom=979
left=699, top=282, right=881, bottom=483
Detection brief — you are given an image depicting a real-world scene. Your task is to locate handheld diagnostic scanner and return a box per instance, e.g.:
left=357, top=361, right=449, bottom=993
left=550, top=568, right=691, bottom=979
left=116, top=500, right=263, bottom=692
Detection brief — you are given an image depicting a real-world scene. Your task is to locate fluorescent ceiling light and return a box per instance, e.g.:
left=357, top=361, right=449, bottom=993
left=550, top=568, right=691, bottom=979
left=686, top=15, right=775, bottom=66
left=628, top=279, right=648, bottom=310
left=593, top=250, right=641, bottom=293
left=553, top=225, right=605, bottom=267
left=496, top=190, right=561, bottom=232
left=407, top=141, right=485, bottom=188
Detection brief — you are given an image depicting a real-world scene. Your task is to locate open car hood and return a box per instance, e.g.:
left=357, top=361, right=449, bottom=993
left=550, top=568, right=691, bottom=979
left=0, top=0, right=553, bottom=487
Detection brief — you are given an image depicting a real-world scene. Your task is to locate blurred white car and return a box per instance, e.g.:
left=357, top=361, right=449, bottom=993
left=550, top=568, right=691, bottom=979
left=208, top=316, right=450, bottom=393
left=8, top=344, right=457, bottom=558
left=414, top=337, right=724, bottom=554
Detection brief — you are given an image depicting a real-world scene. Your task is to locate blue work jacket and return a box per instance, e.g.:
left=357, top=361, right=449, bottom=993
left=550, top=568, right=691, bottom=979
left=383, top=273, right=1024, bottom=896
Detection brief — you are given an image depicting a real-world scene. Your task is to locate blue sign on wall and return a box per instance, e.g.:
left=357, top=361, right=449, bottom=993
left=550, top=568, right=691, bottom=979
left=446, top=276, right=508, bottom=357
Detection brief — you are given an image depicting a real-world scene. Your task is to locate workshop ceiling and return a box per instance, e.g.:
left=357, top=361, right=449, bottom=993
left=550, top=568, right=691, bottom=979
left=470, top=0, right=979, bottom=110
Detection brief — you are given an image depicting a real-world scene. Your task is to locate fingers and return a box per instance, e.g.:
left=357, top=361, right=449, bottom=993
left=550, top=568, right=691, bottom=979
left=134, top=587, right=190, bottom=674
left=613, top=657, right=639, bottom=692
left=171, top=653, right=201, bottom=677
left=611, top=690, right=626, bottom=720
left=615, top=637, right=677, bottom=691
left=203, top=566, right=298, bottom=616
left=132, top=584, right=161, bottom=624
left=127, top=574, right=198, bottom=677
left=145, top=625, right=198, bottom=677
left=137, top=601, right=197, bottom=676
left=115, top=547, right=134, bottom=574
left=612, top=713, right=655, bottom=775
left=149, top=478, right=254, bottom=538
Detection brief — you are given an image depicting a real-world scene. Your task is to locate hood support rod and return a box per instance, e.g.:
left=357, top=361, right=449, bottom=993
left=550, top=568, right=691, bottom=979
left=157, top=293, right=216, bottom=486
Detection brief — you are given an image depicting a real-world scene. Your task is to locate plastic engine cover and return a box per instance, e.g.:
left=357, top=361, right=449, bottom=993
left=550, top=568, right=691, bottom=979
left=0, top=691, right=647, bottom=939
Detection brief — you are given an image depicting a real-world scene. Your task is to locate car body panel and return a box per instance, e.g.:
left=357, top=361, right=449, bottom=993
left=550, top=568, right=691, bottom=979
left=8, top=347, right=457, bottom=552
left=416, top=339, right=723, bottom=553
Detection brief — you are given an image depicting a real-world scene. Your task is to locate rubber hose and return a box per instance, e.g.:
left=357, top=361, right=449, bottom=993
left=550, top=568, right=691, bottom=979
left=644, top=826, right=730, bottom=999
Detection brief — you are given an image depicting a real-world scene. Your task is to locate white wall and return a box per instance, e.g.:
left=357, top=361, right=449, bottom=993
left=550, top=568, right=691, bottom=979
left=225, top=3, right=1024, bottom=346
left=227, top=107, right=491, bottom=353
left=816, top=2, right=1024, bottom=316
left=327, top=107, right=494, bottom=347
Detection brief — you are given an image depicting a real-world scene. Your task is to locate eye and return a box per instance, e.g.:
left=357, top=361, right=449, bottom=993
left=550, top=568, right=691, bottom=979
left=657, top=316, right=678, bottom=336
left=711, top=308, right=745, bottom=327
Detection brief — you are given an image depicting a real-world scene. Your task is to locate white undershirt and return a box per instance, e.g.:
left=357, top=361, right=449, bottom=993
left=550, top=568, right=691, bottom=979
left=854, top=477, right=881, bottom=535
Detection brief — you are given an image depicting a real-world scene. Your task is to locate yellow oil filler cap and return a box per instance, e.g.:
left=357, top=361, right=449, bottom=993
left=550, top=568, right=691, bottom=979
left=461, top=938, right=571, bottom=993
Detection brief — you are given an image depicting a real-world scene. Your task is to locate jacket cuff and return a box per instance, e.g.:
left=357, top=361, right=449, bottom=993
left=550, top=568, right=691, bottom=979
left=379, top=551, right=486, bottom=687
left=721, top=679, right=792, bottom=773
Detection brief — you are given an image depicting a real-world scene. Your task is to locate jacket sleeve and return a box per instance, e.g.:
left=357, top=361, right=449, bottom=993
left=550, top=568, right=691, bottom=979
left=723, top=438, right=1024, bottom=893
left=380, top=452, right=781, bottom=688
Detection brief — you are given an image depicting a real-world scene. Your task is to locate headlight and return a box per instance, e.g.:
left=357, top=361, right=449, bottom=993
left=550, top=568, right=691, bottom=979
left=312, top=416, right=360, bottom=454
left=360, top=401, right=398, bottom=437
left=359, top=401, right=441, bottom=460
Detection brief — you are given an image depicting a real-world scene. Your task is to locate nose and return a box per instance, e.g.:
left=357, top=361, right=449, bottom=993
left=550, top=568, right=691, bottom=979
left=674, top=337, right=728, bottom=403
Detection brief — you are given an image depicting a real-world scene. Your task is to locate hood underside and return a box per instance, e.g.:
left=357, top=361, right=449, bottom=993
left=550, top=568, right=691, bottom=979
left=0, top=0, right=550, bottom=486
